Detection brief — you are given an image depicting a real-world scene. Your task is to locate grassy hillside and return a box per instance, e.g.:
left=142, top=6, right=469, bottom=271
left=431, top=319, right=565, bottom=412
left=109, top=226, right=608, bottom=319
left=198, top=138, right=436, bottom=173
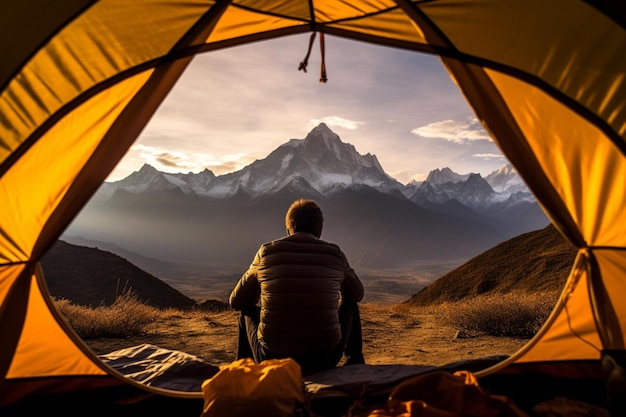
left=406, top=224, right=577, bottom=306
left=41, top=240, right=197, bottom=309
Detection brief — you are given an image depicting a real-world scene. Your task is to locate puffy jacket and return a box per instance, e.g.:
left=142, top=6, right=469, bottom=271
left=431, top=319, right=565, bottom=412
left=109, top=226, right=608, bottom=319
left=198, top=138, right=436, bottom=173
left=229, top=232, right=364, bottom=357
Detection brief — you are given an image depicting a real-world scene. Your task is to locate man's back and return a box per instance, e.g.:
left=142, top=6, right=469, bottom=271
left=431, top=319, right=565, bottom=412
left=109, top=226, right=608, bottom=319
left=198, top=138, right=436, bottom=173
left=256, top=233, right=346, bottom=355
left=229, top=199, right=364, bottom=372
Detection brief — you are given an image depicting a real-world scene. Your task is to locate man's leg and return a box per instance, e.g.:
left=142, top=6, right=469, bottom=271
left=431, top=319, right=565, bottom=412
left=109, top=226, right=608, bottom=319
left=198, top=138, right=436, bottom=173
left=339, top=301, right=365, bottom=365
left=236, top=310, right=254, bottom=360
left=236, top=306, right=265, bottom=363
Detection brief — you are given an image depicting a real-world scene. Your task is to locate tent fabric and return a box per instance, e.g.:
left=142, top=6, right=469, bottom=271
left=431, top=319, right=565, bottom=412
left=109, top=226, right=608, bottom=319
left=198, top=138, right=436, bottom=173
left=1, top=0, right=625, bottom=410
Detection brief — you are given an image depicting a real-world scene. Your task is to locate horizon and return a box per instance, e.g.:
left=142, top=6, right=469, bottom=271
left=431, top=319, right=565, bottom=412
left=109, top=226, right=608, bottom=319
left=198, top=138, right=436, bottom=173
left=108, top=145, right=513, bottom=187
left=107, top=34, right=508, bottom=183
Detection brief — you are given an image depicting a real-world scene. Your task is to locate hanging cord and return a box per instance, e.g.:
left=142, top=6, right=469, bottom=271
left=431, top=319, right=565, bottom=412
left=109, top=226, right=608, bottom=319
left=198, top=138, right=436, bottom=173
left=298, top=32, right=316, bottom=73
left=319, top=32, right=327, bottom=83
left=298, top=32, right=328, bottom=83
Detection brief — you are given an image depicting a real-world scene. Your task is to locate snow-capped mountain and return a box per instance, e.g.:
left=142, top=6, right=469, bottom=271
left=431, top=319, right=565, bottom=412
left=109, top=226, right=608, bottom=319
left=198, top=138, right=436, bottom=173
left=98, top=123, right=403, bottom=200
left=425, top=167, right=471, bottom=185
left=68, top=124, right=548, bottom=273
left=407, top=166, right=534, bottom=210
left=97, top=124, right=531, bottom=210
left=485, top=164, right=528, bottom=194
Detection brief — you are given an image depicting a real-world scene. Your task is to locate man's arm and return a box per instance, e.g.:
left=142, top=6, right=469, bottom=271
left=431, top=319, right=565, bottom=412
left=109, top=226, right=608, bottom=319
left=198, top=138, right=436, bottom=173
left=339, top=251, right=364, bottom=303
left=229, top=247, right=262, bottom=310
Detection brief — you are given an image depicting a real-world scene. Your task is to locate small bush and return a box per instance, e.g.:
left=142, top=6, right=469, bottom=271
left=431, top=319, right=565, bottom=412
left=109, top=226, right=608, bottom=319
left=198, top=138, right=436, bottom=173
left=435, top=292, right=559, bottom=338
left=53, top=291, right=158, bottom=339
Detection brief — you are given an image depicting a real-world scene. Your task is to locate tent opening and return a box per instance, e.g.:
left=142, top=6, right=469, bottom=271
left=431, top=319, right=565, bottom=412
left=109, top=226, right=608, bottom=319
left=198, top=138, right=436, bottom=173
left=37, top=35, right=570, bottom=391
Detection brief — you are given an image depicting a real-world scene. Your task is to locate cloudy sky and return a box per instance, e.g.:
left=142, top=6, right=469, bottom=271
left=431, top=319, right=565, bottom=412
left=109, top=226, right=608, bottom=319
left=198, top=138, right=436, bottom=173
left=108, top=34, right=508, bottom=184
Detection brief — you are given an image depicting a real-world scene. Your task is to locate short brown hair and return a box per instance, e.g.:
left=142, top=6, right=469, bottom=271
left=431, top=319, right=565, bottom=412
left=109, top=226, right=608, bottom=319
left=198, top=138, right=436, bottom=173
left=285, top=199, right=323, bottom=237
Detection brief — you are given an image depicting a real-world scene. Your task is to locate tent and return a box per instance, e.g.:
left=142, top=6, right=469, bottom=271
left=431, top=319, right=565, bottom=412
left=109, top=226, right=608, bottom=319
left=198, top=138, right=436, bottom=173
left=1, top=0, right=625, bottom=414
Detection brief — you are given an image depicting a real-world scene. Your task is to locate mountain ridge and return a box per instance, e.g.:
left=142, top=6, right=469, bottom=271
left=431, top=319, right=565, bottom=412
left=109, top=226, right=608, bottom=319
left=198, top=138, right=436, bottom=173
left=41, top=240, right=197, bottom=309
left=406, top=224, right=577, bottom=306
left=45, top=224, right=576, bottom=309
left=98, top=123, right=527, bottom=205
left=66, top=124, right=549, bottom=272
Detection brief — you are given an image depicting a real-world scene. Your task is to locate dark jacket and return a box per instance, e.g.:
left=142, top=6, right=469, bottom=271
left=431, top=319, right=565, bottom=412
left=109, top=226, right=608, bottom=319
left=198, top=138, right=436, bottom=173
left=229, top=232, right=363, bottom=357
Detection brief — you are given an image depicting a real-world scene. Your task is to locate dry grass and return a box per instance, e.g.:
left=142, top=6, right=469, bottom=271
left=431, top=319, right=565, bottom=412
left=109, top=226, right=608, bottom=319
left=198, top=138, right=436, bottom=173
left=53, top=291, right=158, bottom=339
left=54, top=292, right=555, bottom=367
left=430, top=291, right=560, bottom=338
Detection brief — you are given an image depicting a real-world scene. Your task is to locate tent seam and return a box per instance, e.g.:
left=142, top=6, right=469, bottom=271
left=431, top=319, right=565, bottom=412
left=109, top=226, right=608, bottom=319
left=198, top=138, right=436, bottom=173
left=231, top=2, right=401, bottom=27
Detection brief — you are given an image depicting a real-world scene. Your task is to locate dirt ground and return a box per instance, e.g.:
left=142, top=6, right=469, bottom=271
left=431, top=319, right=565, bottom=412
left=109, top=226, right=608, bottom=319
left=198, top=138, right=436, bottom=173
left=85, top=303, right=529, bottom=369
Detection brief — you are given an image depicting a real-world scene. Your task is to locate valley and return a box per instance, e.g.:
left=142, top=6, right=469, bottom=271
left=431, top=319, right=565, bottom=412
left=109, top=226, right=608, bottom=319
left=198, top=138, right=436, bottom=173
left=140, top=259, right=465, bottom=304
left=54, top=234, right=464, bottom=304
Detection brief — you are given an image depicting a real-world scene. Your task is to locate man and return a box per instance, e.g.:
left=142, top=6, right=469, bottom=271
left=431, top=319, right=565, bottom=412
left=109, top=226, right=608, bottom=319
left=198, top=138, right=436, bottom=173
left=229, top=198, right=365, bottom=374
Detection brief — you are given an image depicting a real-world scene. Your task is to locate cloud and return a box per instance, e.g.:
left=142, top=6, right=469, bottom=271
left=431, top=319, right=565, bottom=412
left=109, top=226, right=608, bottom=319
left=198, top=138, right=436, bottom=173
left=309, top=116, right=364, bottom=130
left=411, top=118, right=490, bottom=144
left=473, top=153, right=505, bottom=159
left=130, top=144, right=256, bottom=175
left=155, top=153, right=188, bottom=169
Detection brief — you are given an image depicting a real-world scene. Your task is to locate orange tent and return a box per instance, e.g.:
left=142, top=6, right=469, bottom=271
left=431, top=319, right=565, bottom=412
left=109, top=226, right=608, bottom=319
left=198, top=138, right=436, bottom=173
left=2, top=1, right=625, bottom=414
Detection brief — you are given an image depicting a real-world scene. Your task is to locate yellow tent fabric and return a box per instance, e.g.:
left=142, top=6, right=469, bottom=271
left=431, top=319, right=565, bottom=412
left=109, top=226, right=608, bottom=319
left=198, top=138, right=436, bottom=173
left=1, top=0, right=625, bottom=409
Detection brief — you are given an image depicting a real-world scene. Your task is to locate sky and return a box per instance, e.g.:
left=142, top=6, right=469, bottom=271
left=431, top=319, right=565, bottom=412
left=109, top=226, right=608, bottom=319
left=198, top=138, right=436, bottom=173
left=108, top=34, right=508, bottom=184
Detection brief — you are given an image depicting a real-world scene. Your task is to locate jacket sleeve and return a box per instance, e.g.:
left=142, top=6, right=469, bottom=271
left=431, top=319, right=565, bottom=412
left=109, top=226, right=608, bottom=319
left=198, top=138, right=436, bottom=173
left=229, top=246, right=262, bottom=310
left=339, top=251, right=364, bottom=303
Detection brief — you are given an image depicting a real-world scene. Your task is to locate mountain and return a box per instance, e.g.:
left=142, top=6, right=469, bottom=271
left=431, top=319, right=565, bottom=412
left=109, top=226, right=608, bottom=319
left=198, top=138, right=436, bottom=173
left=41, top=240, right=197, bottom=308
left=60, top=235, right=191, bottom=278
left=408, top=167, right=537, bottom=210
left=485, top=164, right=528, bottom=194
left=405, top=165, right=544, bottom=238
left=65, top=123, right=548, bottom=275
left=425, top=167, right=471, bottom=185
left=96, top=123, right=530, bottom=207
left=405, top=224, right=578, bottom=306
left=409, top=173, right=496, bottom=208
left=96, top=123, right=403, bottom=200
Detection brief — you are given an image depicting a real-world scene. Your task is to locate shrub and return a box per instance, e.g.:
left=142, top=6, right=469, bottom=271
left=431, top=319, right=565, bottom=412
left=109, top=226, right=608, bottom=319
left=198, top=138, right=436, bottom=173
left=53, top=291, right=158, bottom=339
left=434, top=292, right=559, bottom=338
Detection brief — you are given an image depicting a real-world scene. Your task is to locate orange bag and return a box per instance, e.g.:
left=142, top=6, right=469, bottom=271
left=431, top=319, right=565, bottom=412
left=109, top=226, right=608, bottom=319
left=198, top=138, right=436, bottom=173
left=362, top=370, right=530, bottom=417
left=201, top=358, right=308, bottom=417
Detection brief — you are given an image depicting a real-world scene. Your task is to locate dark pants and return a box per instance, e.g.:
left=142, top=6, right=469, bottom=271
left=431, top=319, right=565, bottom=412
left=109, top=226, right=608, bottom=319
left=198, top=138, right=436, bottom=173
left=236, top=302, right=364, bottom=375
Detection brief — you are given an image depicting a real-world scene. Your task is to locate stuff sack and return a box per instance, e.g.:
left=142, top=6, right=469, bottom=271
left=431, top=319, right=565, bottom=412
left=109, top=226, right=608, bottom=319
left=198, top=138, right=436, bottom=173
left=201, top=357, right=308, bottom=417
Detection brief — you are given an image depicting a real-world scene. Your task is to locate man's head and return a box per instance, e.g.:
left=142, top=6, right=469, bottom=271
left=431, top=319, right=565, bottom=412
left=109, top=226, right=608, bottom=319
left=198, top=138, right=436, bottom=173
left=285, top=199, right=323, bottom=238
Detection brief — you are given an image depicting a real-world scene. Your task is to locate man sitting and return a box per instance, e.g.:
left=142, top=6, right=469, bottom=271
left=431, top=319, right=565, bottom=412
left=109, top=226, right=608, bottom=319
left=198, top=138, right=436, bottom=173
left=229, top=198, right=365, bottom=374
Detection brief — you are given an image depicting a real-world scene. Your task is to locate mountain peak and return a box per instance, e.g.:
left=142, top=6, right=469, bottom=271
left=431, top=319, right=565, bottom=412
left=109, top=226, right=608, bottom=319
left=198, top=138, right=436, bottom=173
left=109, top=163, right=178, bottom=194
left=303, top=123, right=342, bottom=149
left=425, top=167, right=470, bottom=185
left=485, top=163, right=526, bottom=194
left=216, top=123, right=399, bottom=197
left=131, top=163, right=165, bottom=182
left=465, top=172, right=485, bottom=183
left=495, top=164, right=514, bottom=175
left=308, top=122, right=334, bottom=136
left=138, top=163, right=159, bottom=174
